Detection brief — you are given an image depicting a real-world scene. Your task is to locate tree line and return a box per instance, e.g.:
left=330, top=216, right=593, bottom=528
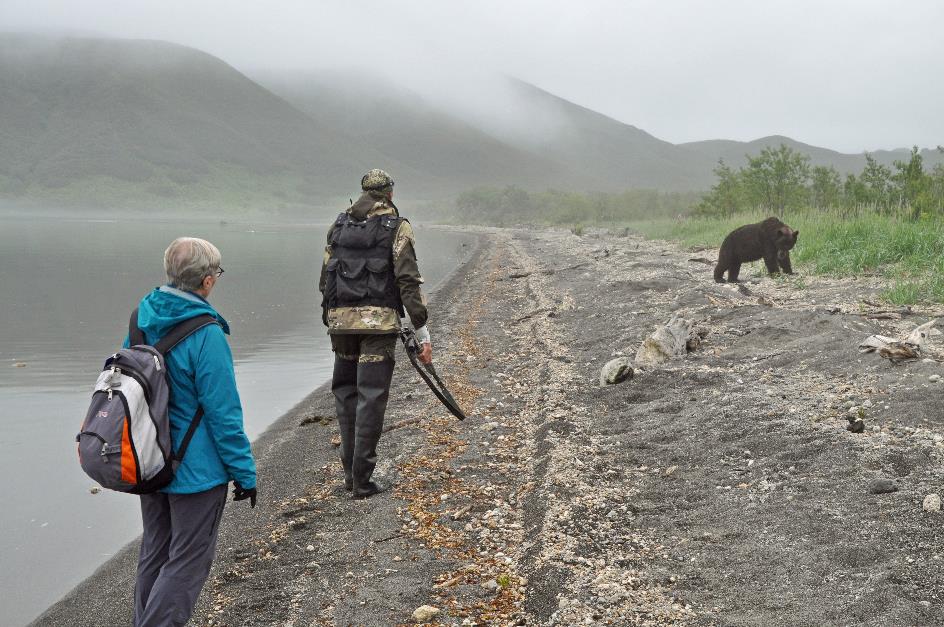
left=698, top=144, right=944, bottom=219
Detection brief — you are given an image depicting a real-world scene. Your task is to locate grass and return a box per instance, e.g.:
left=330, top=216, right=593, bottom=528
left=628, top=210, right=944, bottom=305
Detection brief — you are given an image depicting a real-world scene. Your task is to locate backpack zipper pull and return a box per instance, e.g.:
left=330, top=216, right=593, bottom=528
left=107, top=388, right=113, bottom=400
left=153, top=355, right=162, bottom=371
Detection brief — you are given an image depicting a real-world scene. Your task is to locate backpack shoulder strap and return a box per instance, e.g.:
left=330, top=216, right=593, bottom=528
left=129, top=308, right=146, bottom=346
left=153, top=314, right=220, bottom=355
left=173, top=407, right=204, bottom=464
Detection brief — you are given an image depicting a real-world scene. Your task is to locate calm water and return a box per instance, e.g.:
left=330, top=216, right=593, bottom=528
left=0, top=214, right=472, bottom=626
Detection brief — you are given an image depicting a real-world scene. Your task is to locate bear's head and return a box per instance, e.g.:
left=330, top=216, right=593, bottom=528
left=775, top=226, right=799, bottom=251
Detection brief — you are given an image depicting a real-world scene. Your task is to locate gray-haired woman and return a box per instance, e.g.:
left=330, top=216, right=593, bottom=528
left=128, top=237, right=257, bottom=626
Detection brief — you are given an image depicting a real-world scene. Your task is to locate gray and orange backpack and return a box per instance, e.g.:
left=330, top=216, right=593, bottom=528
left=76, top=310, right=218, bottom=494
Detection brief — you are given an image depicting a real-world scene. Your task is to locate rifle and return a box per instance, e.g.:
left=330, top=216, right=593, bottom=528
left=398, top=328, right=467, bottom=421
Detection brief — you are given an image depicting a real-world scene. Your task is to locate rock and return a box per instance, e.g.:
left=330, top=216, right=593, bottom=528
left=869, top=479, right=898, bottom=495
left=12, top=362, right=26, bottom=368
left=931, top=374, right=941, bottom=383
left=600, top=357, right=634, bottom=386
left=306, top=544, right=315, bottom=551
left=664, top=465, right=678, bottom=477
left=847, top=418, right=865, bottom=434
left=330, top=435, right=341, bottom=447
left=412, top=605, right=440, bottom=621
left=924, top=494, right=942, bottom=512
left=89, top=486, right=101, bottom=495
left=635, top=316, right=693, bottom=367
left=483, top=579, right=499, bottom=591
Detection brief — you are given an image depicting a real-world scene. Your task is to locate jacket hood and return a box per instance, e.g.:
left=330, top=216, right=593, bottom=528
left=137, top=285, right=230, bottom=340
left=348, top=192, right=395, bottom=221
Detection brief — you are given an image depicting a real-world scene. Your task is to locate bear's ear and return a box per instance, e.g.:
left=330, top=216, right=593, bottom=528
left=793, top=230, right=800, bottom=241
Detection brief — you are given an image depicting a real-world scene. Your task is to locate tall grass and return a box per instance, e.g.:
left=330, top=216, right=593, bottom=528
left=629, top=211, right=944, bottom=305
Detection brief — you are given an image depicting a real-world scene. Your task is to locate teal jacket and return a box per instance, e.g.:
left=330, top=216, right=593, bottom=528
left=125, top=285, right=257, bottom=494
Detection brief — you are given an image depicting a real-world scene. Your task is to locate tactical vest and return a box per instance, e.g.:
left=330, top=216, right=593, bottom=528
left=324, top=212, right=404, bottom=315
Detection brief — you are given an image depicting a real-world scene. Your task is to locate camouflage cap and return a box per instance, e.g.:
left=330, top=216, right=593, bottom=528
left=361, top=168, right=394, bottom=192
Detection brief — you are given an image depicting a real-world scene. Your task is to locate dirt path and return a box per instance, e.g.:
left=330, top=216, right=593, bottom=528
left=34, top=227, right=944, bottom=626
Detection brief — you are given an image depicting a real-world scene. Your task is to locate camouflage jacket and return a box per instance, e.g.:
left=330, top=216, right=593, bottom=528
left=319, top=192, right=428, bottom=334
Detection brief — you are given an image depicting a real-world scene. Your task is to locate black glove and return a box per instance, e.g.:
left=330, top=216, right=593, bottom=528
left=233, top=481, right=257, bottom=508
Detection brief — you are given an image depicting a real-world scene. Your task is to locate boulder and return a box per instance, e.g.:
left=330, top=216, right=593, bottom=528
left=635, top=316, right=693, bottom=367
left=600, top=357, right=634, bottom=386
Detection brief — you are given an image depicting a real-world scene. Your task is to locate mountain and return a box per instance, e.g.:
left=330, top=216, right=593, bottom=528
left=0, top=33, right=417, bottom=208
left=680, top=135, right=943, bottom=174
left=1, top=33, right=940, bottom=211
left=253, top=71, right=582, bottom=192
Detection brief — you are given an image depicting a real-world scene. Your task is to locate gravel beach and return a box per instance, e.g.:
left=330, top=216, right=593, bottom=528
left=32, top=226, right=944, bottom=626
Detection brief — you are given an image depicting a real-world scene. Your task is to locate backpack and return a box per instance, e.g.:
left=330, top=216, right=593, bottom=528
left=76, top=309, right=219, bottom=494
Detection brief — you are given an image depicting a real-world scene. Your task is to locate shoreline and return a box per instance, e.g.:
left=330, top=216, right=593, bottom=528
left=33, top=225, right=944, bottom=626
left=28, top=228, right=486, bottom=627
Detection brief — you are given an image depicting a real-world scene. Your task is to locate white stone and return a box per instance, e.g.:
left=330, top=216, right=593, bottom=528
left=412, top=605, right=440, bottom=621
left=924, top=494, right=942, bottom=512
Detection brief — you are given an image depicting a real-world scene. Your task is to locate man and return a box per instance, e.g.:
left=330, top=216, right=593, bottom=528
left=130, top=237, right=257, bottom=627
left=320, top=169, right=432, bottom=499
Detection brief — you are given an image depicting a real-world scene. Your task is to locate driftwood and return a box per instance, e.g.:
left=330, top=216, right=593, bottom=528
left=859, top=319, right=937, bottom=364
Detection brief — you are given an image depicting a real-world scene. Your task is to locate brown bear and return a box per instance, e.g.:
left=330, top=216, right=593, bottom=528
left=714, top=217, right=799, bottom=283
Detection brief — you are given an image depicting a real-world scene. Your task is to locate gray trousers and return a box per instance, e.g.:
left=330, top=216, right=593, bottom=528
left=134, top=484, right=228, bottom=627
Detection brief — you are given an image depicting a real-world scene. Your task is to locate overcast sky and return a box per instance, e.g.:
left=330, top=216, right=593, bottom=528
left=2, top=0, right=942, bottom=153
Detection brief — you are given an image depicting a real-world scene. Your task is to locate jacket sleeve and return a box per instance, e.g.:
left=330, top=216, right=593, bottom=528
left=318, top=223, right=335, bottom=295
left=319, top=223, right=335, bottom=326
left=392, top=220, right=428, bottom=329
left=194, top=325, right=257, bottom=489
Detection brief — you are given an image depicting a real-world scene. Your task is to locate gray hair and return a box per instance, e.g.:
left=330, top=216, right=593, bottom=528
left=163, top=237, right=222, bottom=291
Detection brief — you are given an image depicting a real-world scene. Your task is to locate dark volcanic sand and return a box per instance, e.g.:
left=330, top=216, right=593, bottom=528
left=33, top=227, right=944, bottom=626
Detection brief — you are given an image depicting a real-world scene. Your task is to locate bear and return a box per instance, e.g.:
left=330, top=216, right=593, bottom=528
left=713, top=217, right=799, bottom=283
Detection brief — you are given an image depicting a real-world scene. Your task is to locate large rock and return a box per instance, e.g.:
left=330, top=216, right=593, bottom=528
left=412, top=605, right=440, bottom=622
left=600, top=357, right=634, bottom=386
left=923, top=494, right=941, bottom=512
left=635, top=316, right=693, bottom=367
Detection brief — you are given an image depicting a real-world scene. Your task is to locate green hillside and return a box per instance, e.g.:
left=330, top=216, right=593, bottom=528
left=0, top=34, right=415, bottom=210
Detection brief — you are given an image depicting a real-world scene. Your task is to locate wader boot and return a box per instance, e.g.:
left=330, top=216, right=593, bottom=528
left=351, top=359, right=395, bottom=499
left=331, top=356, right=358, bottom=491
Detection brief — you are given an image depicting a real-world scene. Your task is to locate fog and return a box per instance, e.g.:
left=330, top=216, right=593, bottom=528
left=2, top=0, right=943, bottom=153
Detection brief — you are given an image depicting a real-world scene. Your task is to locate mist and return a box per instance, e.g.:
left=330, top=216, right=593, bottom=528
left=2, top=0, right=943, bottom=153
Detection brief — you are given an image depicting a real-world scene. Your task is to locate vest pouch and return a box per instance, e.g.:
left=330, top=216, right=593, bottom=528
left=336, top=257, right=368, bottom=303
left=365, top=258, right=391, bottom=300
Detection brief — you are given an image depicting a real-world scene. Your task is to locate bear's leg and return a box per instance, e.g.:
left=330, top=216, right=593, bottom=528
left=779, top=252, right=794, bottom=274
left=713, top=261, right=727, bottom=283
left=728, top=262, right=742, bottom=282
left=763, top=253, right=780, bottom=275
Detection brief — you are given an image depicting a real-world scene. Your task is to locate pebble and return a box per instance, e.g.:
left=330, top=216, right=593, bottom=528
left=89, top=486, right=101, bottom=495
left=869, top=479, right=898, bottom=495
left=483, top=579, right=499, bottom=591
left=306, top=545, right=315, bottom=552
left=923, top=494, right=941, bottom=512
left=412, top=605, right=440, bottom=621
left=930, top=374, right=941, bottom=383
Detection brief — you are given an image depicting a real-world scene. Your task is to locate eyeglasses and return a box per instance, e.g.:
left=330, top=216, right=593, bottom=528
left=214, top=266, right=225, bottom=278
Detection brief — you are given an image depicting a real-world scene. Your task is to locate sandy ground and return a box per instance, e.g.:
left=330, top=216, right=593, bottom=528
left=32, top=227, right=944, bottom=626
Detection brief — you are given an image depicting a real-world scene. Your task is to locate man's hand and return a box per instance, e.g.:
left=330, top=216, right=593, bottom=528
left=418, top=342, right=433, bottom=365
left=233, top=481, right=257, bottom=508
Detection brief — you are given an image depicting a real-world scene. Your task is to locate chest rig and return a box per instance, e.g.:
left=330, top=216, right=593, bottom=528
left=324, top=212, right=404, bottom=314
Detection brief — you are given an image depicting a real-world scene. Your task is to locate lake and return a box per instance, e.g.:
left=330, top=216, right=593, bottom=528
left=0, top=213, right=473, bottom=626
